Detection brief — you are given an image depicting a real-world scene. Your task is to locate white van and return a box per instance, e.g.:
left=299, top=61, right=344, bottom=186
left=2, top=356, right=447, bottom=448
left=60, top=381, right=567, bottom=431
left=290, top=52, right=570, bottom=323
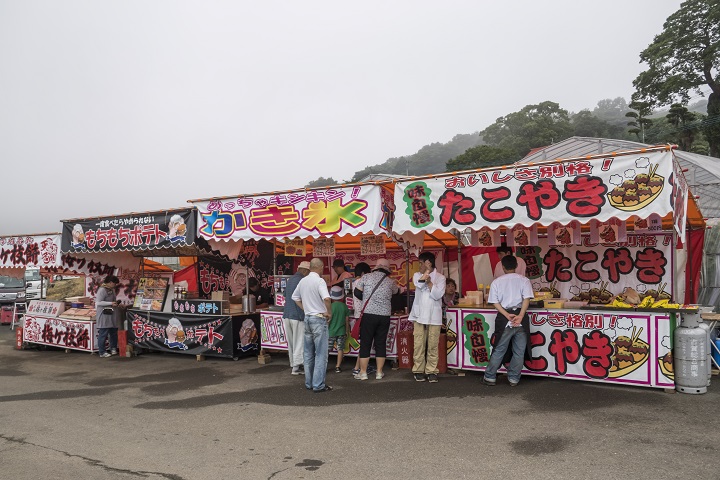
left=24, top=268, right=46, bottom=300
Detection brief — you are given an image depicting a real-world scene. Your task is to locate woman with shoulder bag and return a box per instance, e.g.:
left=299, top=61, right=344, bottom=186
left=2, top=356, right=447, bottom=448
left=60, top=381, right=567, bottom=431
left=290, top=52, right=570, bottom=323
left=96, top=275, right=120, bottom=358
left=353, top=259, right=400, bottom=381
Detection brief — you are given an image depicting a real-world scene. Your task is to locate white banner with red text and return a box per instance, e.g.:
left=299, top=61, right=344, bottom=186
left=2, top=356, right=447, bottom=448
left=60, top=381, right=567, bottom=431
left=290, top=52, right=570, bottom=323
left=445, top=307, right=675, bottom=389
left=393, top=150, right=675, bottom=234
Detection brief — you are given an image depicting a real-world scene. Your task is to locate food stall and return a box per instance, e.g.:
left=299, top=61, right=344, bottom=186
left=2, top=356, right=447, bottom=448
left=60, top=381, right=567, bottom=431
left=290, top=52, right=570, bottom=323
left=392, top=146, right=706, bottom=388
left=0, top=233, right=62, bottom=326
left=189, top=182, right=454, bottom=360
left=60, top=208, right=261, bottom=360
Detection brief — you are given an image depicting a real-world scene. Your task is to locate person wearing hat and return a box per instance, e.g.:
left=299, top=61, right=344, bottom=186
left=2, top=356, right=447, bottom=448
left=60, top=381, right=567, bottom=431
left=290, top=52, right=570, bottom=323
left=353, top=258, right=400, bottom=380
left=292, top=258, right=333, bottom=393
left=328, top=285, right=350, bottom=373
left=327, top=258, right=353, bottom=289
left=283, top=261, right=311, bottom=375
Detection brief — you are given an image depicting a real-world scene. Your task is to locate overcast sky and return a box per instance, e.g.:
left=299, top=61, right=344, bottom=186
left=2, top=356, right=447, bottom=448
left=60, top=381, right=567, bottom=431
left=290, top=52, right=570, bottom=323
left=0, top=0, right=684, bottom=236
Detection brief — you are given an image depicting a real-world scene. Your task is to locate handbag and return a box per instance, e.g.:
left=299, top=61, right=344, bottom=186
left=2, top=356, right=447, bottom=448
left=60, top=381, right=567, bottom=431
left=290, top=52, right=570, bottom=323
left=350, top=273, right=389, bottom=341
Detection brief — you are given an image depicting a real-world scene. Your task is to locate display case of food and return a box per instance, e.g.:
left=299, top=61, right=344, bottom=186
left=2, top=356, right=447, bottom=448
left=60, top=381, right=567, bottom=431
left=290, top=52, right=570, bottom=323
left=133, top=277, right=169, bottom=311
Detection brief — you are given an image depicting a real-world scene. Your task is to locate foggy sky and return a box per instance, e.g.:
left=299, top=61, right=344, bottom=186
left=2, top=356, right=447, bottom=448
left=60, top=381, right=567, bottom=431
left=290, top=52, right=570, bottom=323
left=0, top=0, right=684, bottom=235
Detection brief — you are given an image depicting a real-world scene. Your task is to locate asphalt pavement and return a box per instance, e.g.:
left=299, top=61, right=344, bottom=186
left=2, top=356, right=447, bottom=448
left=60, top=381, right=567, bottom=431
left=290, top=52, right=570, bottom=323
left=0, top=326, right=718, bottom=480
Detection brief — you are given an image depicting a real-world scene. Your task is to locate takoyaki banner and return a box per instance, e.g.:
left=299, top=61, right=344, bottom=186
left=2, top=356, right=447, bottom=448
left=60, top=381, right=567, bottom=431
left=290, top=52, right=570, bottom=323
left=512, top=233, right=673, bottom=303
left=126, top=310, right=260, bottom=359
left=0, top=234, right=61, bottom=268
left=61, top=208, right=197, bottom=253
left=446, top=308, right=675, bottom=389
left=393, top=150, right=675, bottom=234
left=192, top=184, right=393, bottom=242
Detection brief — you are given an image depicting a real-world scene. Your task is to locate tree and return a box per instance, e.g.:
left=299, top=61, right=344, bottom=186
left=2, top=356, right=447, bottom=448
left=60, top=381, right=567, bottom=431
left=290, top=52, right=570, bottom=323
left=571, top=110, right=624, bottom=138
left=446, top=145, right=516, bottom=172
left=666, top=103, right=701, bottom=151
left=593, top=97, right=630, bottom=125
left=480, top=101, right=574, bottom=158
left=305, top=176, right=338, bottom=188
left=350, top=132, right=484, bottom=181
left=631, top=0, right=720, bottom=156
left=625, top=101, right=654, bottom=141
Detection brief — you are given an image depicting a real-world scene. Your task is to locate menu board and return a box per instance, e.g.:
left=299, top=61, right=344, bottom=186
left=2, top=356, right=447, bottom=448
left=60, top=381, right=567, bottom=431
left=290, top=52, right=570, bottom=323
left=133, top=277, right=169, bottom=311
left=284, top=238, right=306, bottom=257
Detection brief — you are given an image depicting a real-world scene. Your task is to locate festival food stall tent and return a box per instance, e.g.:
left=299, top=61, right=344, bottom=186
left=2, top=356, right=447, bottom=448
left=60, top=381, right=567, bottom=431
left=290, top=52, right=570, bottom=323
left=392, top=145, right=706, bottom=389
left=0, top=233, right=62, bottom=326
left=190, top=182, right=460, bottom=361
left=0, top=231, right=140, bottom=353
left=55, top=207, right=261, bottom=359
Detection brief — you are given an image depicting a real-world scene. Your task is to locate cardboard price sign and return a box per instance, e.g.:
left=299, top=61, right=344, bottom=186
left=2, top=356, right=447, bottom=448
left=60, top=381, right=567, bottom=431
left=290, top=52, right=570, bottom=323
left=360, top=235, right=386, bottom=255
left=284, top=238, right=306, bottom=257
left=313, top=237, right=335, bottom=257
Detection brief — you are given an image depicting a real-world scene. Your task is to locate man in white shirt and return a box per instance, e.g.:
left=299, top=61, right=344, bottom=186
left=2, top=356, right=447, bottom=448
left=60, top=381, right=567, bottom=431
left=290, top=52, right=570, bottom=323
left=483, top=254, right=534, bottom=387
left=410, top=252, right=446, bottom=383
left=292, top=258, right=333, bottom=393
left=493, top=244, right=527, bottom=278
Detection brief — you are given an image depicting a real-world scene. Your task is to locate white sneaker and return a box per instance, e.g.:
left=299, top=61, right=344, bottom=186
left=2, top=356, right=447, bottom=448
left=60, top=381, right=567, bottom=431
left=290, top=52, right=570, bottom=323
left=110, top=349, right=118, bottom=356
left=354, top=372, right=368, bottom=380
left=291, top=366, right=302, bottom=375
left=99, top=352, right=111, bottom=358
left=376, top=372, right=385, bottom=380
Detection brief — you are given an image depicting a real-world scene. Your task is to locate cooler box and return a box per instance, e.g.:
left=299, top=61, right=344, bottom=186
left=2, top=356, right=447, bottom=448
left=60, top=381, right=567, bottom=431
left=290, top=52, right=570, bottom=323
left=1, top=306, right=13, bottom=325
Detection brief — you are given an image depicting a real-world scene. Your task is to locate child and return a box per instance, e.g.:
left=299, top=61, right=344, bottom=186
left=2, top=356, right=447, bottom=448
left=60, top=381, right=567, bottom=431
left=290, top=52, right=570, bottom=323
left=328, top=286, right=350, bottom=373
left=442, top=278, right=460, bottom=326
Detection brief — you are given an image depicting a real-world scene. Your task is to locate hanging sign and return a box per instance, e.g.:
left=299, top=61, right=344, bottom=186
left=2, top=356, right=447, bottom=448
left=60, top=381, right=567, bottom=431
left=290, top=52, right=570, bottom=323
left=194, top=184, right=391, bottom=242
left=284, top=238, right=306, bottom=257
left=313, top=237, right=336, bottom=257
left=61, top=209, right=196, bottom=253
left=393, top=150, right=674, bottom=234
left=0, top=234, right=61, bottom=268
left=672, top=158, right=689, bottom=241
left=360, top=235, right=386, bottom=255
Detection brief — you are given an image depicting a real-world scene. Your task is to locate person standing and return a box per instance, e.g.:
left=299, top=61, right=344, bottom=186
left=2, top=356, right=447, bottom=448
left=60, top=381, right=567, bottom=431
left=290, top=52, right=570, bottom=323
left=482, top=255, right=534, bottom=387
left=350, top=262, right=374, bottom=376
left=292, top=258, right=333, bottom=393
left=283, top=261, right=311, bottom=375
left=493, top=243, right=527, bottom=278
left=353, top=258, right=399, bottom=380
left=328, top=286, right=350, bottom=373
left=95, top=275, right=120, bottom=358
left=327, top=258, right=353, bottom=289
left=410, top=252, right=446, bottom=383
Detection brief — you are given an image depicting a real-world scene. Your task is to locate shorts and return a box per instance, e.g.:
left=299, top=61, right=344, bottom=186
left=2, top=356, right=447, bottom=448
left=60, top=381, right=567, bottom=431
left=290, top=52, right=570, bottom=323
left=328, top=335, right=347, bottom=352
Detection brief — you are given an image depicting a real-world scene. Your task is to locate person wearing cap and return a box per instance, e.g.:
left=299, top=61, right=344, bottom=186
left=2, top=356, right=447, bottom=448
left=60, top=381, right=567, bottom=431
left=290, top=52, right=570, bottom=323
left=283, top=261, right=311, bottom=375
left=292, top=258, right=333, bottom=393
left=328, top=285, right=350, bottom=373
left=353, top=258, right=400, bottom=381
left=410, top=251, right=446, bottom=383
left=327, top=258, right=354, bottom=289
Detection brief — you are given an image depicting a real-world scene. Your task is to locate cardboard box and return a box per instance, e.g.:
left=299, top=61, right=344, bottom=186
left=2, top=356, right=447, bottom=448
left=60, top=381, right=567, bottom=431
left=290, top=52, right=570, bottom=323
left=544, top=299, right=567, bottom=309
left=211, top=291, right=230, bottom=302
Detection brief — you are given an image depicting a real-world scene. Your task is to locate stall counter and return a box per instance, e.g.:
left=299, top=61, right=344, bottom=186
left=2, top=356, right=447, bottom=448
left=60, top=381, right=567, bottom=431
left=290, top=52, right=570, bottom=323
left=260, top=309, right=411, bottom=359
left=127, top=308, right=261, bottom=360
left=446, top=306, right=678, bottom=389
left=23, top=303, right=98, bottom=352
